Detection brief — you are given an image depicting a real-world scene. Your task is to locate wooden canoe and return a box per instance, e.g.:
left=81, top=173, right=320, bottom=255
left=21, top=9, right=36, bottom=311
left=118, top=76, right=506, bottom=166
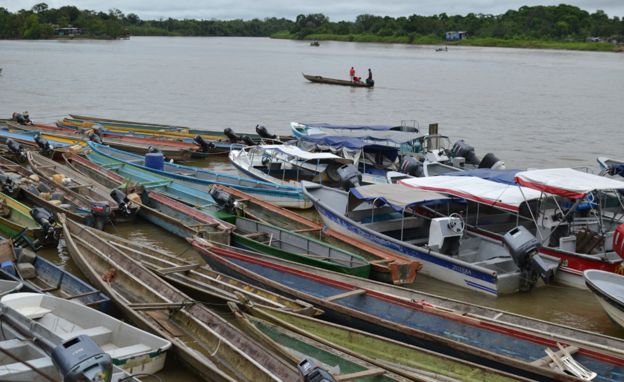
left=191, top=239, right=624, bottom=382
left=86, top=225, right=321, bottom=315
left=62, top=217, right=299, bottom=382
left=232, top=216, right=371, bottom=278
left=62, top=153, right=232, bottom=243
left=230, top=303, right=410, bottom=382
left=243, top=304, right=529, bottom=382
left=0, top=239, right=110, bottom=311
left=213, top=185, right=421, bottom=285
left=0, top=191, right=59, bottom=249
left=303, top=73, right=373, bottom=88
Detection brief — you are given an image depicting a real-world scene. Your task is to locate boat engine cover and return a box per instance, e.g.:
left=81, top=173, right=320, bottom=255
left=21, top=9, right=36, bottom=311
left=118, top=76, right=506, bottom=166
left=51, top=335, right=113, bottom=382
left=399, top=156, right=424, bottom=177
left=336, top=164, right=361, bottom=190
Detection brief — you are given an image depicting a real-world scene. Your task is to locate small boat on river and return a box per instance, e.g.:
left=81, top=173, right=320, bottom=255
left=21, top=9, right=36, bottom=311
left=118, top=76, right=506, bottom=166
left=192, top=240, right=624, bottom=382
left=1, top=292, right=171, bottom=375
left=63, top=217, right=299, bottom=382
left=88, top=141, right=310, bottom=208
left=211, top=184, right=421, bottom=285
left=0, top=191, right=59, bottom=249
left=303, top=73, right=373, bottom=87
left=585, top=270, right=624, bottom=329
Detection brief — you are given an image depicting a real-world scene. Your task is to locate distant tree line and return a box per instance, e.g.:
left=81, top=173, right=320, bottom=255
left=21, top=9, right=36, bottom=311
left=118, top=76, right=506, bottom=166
left=0, top=3, right=622, bottom=42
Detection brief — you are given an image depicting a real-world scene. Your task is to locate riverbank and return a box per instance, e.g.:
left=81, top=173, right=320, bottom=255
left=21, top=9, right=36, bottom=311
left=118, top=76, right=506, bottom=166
left=272, top=32, right=622, bottom=52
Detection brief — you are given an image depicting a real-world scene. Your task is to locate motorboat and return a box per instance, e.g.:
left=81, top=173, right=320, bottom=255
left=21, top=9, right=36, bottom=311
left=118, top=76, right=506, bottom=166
left=584, top=269, right=624, bottom=329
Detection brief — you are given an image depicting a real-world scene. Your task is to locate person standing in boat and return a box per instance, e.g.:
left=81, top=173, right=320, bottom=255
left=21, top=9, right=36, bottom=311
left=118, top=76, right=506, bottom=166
left=366, top=69, right=374, bottom=86
left=349, top=67, right=355, bottom=81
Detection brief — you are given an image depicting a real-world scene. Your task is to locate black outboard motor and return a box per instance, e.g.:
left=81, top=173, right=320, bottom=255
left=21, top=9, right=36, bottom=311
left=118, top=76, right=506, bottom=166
left=87, top=131, right=102, bottom=144
left=147, top=145, right=161, bottom=154
left=0, top=171, right=17, bottom=196
left=193, top=135, right=215, bottom=152
left=478, top=152, right=505, bottom=169
left=255, top=125, right=277, bottom=140
left=450, top=140, right=480, bottom=166
left=503, top=226, right=558, bottom=292
left=209, top=188, right=235, bottom=212
left=241, top=135, right=255, bottom=146
left=297, top=358, right=337, bottom=382
left=90, top=202, right=111, bottom=230
left=30, top=207, right=57, bottom=240
left=399, top=156, right=425, bottom=177
left=6, top=138, right=27, bottom=163
left=110, top=189, right=133, bottom=215
left=337, top=164, right=362, bottom=191
left=224, top=128, right=240, bottom=143
left=33, top=134, right=53, bottom=157
left=51, top=335, right=113, bottom=382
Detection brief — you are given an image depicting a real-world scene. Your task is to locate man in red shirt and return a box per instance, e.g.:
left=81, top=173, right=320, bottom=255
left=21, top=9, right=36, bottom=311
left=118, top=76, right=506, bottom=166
left=349, top=67, right=355, bottom=81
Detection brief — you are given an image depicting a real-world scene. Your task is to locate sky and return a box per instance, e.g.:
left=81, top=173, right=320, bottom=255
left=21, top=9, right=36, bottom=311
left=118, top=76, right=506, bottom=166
left=3, top=0, right=623, bottom=20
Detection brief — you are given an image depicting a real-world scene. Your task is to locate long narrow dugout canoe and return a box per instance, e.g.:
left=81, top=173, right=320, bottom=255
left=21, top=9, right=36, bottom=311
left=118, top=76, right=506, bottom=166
left=232, top=216, right=371, bottom=278
left=0, top=191, right=58, bottom=248
left=0, top=239, right=110, bottom=311
left=27, top=151, right=136, bottom=222
left=191, top=239, right=624, bottom=382
left=243, top=304, right=529, bottom=382
left=86, top=225, right=321, bottom=315
left=62, top=217, right=299, bottom=382
left=229, top=304, right=411, bottom=382
left=63, top=153, right=233, bottom=243
left=0, top=156, right=108, bottom=226
left=88, top=142, right=311, bottom=209
left=303, top=73, right=374, bottom=87
left=213, top=185, right=421, bottom=285
left=83, top=150, right=232, bottom=221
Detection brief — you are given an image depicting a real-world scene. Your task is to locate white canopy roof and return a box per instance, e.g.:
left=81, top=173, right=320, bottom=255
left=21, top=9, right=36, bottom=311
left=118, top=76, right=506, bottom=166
left=399, top=176, right=543, bottom=212
left=515, top=168, right=624, bottom=199
left=263, top=145, right=343, bottom=161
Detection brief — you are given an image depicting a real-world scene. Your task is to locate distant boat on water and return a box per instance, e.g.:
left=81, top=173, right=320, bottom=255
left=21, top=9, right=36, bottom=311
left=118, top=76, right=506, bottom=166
left=303, top=73, right=373, bottom=87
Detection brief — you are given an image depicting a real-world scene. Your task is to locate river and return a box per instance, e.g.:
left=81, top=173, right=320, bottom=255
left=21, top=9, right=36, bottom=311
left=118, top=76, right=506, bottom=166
left=1, top=37, right=624, bottom=380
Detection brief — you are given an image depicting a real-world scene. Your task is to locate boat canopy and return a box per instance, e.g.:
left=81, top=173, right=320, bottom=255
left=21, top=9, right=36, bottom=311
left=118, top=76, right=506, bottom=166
left=399, top=176, right=542, bottom=212
left=447, top=168, right=521, bottom=186
left=349, top=183, right=450, bottom=212
left=292, top=122, right=423, bottom=145
left=298, top=123, right=406, bottom=131
left=263, top=144, right=346, bottom=161
left=515, top=168, right=624, bottom=199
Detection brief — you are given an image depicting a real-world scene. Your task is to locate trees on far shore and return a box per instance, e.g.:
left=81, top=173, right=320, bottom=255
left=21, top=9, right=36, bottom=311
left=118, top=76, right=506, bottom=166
left=0, top=3, right=622, bottom=42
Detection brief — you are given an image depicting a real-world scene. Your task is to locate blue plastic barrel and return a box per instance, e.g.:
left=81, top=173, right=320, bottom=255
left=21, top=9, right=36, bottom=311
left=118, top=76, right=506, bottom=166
left=1, top=260, right=16, bottom=276
left=144, top=152, right=165, bottom=171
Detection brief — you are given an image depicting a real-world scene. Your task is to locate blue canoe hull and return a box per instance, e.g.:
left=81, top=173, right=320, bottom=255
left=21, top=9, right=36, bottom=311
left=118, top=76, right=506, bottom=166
left=194, top=244, right=624, bottom=382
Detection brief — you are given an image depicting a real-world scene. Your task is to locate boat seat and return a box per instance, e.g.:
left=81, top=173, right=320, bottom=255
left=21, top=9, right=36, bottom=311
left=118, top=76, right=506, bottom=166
left=105, top=343, right=151, bottom=359
left=14, top=306, right=52, bottom=319
left=59, top=326, right=112, bottom=343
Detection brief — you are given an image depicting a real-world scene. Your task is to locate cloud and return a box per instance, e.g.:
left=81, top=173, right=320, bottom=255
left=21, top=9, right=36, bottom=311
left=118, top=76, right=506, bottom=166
left=3, top=0, right=623, bottom=20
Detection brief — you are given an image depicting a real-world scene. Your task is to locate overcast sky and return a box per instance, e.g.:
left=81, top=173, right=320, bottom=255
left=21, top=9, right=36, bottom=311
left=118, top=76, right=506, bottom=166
left=4, top=1, right=623, bottom=20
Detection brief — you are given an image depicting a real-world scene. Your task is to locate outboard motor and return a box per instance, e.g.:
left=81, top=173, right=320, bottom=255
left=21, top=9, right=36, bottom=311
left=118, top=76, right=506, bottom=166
left=503, top=226, right=558, bottom=291
left=30, top=207, right=57, bottom=240
left=33, top=134, right=53, bottom=157
left=90, top=202, right=111, bottom=230
left=110, top=189, right=133, bottom=216
left=336, top=164, right=362, bottom=191
left=297, top=358, right=337, bottom=382
left=147, top=145, right=161, bottom=154
left=450, top=140, right=480, bottom=166
left=255, top=124, right=277, bottom=140
left=209, top=188, right=235, bottom=212
left=51, top=335, right=113, bottom=382
left=241, top=135, right=255, bottom=146
left=193, top=135, right=215, bottom=152
left=478, top=152, right=505, bottom=169
left=0, top=171, right=17, bottom=196
left=399, top=156, right=424, bottom=177
left=6, top=139, right=27, bottom=163
left=87, top=131, right=102, bottom=144
left=224, top=128, right=240, bottom=143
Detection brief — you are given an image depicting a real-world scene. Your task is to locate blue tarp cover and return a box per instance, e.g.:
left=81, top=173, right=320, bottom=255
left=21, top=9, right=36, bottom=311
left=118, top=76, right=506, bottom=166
left=447, top=169, right=521, bottom=185
left=301, top=123, right=403, bottom=131
left=349, top=184, right=450, bottom=211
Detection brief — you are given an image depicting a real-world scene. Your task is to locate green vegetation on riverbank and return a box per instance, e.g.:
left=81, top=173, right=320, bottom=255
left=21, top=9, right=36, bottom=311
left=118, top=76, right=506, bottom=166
left=1, top=3, right=622, bottom=52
